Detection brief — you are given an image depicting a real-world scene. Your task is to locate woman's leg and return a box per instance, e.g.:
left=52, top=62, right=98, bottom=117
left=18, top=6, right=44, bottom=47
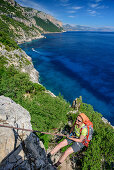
left=58, top=146, right=74, bottom=163
left=50, top=139, right=68, bottom=155
left=54, top=142, right=84, bottom=167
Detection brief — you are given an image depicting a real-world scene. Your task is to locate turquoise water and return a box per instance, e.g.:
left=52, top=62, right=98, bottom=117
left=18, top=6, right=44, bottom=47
left=20, top=31, right=114, bottom=125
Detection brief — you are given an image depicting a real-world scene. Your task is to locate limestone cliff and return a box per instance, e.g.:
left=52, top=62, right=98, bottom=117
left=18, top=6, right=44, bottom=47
left=36, top=11, right=63, bottom=28
left=0, top=43, right=39, bottom=83
left=0, top=96, right=56, bottom=170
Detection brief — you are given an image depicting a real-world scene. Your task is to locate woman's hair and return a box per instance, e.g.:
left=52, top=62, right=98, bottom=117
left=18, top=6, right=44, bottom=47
left=78, top=113, right=90, bottom=123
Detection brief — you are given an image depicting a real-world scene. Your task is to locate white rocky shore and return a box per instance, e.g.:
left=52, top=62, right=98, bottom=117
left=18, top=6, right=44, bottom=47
left=17, top=35, right=45, bottom=44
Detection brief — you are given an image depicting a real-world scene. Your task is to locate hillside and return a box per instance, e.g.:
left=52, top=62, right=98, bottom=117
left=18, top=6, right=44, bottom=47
left=0, top=0, right=63, bottom=44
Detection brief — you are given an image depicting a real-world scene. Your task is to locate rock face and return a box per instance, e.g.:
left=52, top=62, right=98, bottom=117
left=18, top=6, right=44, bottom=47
left=0, top=96, right=56, bottom=169
left=37, top=12, right=63, bottom=28
left=0, top=0, right=63, bottom=44
left=0, top=43, right=39, bottom=83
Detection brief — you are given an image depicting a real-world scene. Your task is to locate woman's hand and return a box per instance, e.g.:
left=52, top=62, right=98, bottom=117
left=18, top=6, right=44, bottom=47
left=67, top=133, right=74, bottom=139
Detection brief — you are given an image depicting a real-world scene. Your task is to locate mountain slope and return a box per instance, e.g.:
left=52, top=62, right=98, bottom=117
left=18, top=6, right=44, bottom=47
left=0, top=0, right=63, bottom=44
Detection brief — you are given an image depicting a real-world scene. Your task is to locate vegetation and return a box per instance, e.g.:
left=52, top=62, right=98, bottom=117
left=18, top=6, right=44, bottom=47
left=14, top=54, right=31, bottom=66
left=34, top=16, right=63, bottom=32
left=0, top=0, right=28, bottom=20
left=0, top=18, right=19, bottom=50
left=0, top=57, right=70, bottom=148
left=1, top=15, right=32, bottom=34
left=24, top=7, right=33, bottom=12
left=0, top=15, right=38, bottom=50
left=0, top=0, right=16, bottom=14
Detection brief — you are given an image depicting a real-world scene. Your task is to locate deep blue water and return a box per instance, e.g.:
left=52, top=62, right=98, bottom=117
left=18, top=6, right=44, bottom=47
left=20, top=32, right=114, bottom=125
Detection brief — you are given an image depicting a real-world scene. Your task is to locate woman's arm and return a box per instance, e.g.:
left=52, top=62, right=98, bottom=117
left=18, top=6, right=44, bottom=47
left=67, top=134, right=85, bottom=143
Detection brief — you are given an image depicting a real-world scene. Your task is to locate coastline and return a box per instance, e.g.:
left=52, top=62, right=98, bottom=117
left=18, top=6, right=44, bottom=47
left=17, top=31, right=64, bottom=45
left=17, top=35, right=45, bottom=45
left=43, top=31, right=65, bottom=34
left=17, top=29, right=66, bottom=44
left=17, top=34, right=57, bottom=98
left=18, top=33, right=114, bottom=128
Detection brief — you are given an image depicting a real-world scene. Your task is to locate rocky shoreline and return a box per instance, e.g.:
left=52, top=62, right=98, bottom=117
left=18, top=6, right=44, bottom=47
left=17, top=35, right=45, bottom=45
left=17, top=35, right=57, bottom=98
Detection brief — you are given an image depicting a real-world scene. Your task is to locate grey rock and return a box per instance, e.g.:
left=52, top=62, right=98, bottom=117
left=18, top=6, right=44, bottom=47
left=0, top=96, right=56, bottom=169
left=102, top=117, right=114, bottom=128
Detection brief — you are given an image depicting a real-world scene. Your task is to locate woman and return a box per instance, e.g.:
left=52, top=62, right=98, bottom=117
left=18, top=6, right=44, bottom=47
left=48, top=113, right=88, bottom=168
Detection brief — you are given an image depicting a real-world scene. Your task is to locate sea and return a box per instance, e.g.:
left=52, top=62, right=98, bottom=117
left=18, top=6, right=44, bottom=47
left=20, top=31, right=114, bottom=125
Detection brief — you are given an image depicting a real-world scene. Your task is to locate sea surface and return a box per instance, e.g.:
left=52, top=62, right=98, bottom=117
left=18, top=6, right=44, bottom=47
left=20, top=31, right=114, bottom=125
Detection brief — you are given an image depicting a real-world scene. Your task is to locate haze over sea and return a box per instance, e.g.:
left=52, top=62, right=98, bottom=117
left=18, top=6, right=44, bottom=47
left=20, top=31, right=114, bottom=125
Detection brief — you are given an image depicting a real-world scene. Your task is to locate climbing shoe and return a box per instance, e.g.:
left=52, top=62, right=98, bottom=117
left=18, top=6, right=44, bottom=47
left=54, top=161, right=61, bottom=168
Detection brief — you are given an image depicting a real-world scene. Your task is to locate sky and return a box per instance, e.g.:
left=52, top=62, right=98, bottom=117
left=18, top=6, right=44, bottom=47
left=16, top=0, right=114, bottom=28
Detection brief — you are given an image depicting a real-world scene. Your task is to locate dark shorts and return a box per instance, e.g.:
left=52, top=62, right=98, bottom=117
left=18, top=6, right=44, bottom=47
left=66, top=138, right=85, bottom=153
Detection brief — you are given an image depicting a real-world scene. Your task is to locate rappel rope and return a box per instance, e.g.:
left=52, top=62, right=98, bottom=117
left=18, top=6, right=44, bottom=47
left=0, top=124, right=67, bottom=137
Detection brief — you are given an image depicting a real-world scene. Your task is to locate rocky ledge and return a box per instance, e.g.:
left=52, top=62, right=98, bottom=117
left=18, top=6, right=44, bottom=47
left=0, top=96, right=56, bottom=170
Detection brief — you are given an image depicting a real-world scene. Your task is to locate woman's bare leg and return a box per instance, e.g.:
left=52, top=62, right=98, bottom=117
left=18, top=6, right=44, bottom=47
left=58, top=146, right=74, bottom=163
left=50, top=139, right=68, bottom=155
